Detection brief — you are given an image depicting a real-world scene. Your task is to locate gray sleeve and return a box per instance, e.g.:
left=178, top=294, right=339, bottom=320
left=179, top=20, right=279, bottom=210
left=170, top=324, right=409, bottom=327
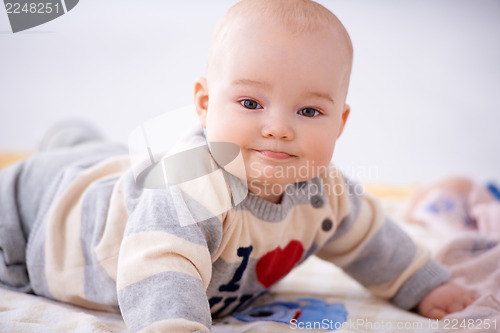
left=117, top=187, right=223, bottom=332
left=317, top=174, right=450, bottom=310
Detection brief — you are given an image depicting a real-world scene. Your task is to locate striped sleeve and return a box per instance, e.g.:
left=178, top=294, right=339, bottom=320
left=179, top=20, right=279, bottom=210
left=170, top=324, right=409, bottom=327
left=117, top=187, right=223, bottom=332
left=315, top=167, right=450, bottom=310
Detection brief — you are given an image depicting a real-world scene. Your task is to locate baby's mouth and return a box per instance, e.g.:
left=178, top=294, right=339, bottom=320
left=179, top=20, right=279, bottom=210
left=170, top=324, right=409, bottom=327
left=255, top=149, right=295, bottom=160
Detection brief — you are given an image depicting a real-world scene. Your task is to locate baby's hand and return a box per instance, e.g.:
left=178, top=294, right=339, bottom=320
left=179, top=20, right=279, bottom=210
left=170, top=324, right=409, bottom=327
left=417, top=283, right=477, bottom=319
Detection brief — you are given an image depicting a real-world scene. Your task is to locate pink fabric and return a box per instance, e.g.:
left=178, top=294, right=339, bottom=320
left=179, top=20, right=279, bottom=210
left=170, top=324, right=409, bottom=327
left=436, top=235, right=500, bottom=333
left=406, top=176, right=500, bottom=239
left=406, top=176, right=500, bottom=332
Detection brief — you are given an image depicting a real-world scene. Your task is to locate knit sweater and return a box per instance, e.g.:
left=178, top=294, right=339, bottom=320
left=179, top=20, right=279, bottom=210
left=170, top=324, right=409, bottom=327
left=21, top=127, right=449, bottom=332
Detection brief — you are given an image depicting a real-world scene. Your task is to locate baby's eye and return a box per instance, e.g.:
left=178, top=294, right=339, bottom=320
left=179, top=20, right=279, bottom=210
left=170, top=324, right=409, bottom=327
left=297, top=108, right=320, bottom=117
left=240, top=99, right=262, bottom=110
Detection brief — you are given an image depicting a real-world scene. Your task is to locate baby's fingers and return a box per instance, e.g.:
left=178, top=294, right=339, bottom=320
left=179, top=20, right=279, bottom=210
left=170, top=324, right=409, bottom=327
left=445, top=291, right=477, bottom=314
left=465, top=291, right=478, bottom=305
left=423, top=307, right=448, bottom=320
left=448, top=302, right=466, bottom=313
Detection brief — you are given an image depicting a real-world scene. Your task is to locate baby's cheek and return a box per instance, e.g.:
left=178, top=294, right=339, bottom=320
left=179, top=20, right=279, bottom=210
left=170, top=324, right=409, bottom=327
left=208, top=114, right=249, bottom=146
left=308, top=139, right=336, bottom=167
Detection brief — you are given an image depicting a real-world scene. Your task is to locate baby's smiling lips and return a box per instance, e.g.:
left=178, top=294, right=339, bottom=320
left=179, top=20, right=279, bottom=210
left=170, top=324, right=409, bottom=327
left=256, top=149, right=295, bottom=160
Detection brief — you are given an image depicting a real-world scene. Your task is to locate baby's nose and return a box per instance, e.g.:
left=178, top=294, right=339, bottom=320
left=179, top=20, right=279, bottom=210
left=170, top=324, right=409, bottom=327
left=261, top=112, right=295, bottom=140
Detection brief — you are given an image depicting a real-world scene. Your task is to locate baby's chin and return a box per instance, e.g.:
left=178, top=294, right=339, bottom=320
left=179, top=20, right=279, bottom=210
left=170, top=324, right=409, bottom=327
left=246, top=168, right=323, bottom=185
left=246, top=176, right=313, bottom=190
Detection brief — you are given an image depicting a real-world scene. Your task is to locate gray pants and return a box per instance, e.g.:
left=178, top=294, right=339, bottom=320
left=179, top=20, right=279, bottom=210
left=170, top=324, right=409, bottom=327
left=0, top=141, right=126, bottom=292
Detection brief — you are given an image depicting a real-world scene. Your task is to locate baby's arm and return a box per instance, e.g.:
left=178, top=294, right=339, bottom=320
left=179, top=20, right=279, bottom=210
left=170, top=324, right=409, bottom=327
left=418, top=283, right=477, bottom=319
left=315, top=169, right=451, bottom=310
left=116, top=188, right=221, bottom=332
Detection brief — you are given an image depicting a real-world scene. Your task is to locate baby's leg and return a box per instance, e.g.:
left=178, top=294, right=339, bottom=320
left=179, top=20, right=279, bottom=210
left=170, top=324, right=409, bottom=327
left=0, top=122, right=126, bottom=292
left=0, top=160, right=32, bottom=292
left=16, top=141, right=126, bottom=236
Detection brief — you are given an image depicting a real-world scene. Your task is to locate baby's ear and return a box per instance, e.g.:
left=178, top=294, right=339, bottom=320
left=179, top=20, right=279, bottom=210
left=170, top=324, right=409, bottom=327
left=337, top=104, right=351, bottom=138
left=194, top=77, right=209, bottom=128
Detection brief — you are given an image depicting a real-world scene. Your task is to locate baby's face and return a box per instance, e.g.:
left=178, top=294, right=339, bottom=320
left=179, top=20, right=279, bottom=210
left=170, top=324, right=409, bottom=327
left=196, top=17, right=351, bottom=201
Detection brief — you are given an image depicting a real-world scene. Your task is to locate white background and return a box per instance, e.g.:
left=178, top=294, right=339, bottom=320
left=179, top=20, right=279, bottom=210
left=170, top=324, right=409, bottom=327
left=1, top=0, right=499, bottom=183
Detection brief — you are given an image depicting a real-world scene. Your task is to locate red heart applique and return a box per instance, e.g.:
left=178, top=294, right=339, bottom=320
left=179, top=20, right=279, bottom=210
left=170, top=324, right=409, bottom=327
left=256, top=240, right=304, bottom=288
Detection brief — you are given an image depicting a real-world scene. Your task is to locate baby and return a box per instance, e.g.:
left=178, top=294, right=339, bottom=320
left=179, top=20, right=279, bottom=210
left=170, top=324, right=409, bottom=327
left=0, top=0, right=476, bottom=332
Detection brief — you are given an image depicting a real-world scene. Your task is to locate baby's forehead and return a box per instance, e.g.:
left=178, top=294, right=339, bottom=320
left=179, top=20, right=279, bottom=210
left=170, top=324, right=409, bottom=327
left=208, top=0, right=353, bottom=74
left=227, top=1, right=348, bottom=40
